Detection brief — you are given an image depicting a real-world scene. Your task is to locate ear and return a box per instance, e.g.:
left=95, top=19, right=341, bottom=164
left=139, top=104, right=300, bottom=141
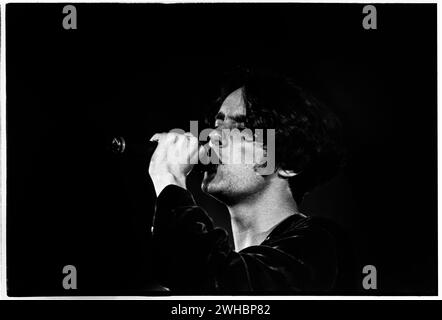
left=277, top=168, right=298, bottom=178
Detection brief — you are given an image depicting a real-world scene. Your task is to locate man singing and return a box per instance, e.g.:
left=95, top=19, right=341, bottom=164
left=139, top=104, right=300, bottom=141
left=148, top=69, right=352, bottom=293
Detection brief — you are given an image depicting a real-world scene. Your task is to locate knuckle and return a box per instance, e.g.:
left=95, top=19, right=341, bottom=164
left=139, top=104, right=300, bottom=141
left=165, top=132, right=177, bottom=143
left=189, top=137, right=198, bottom=146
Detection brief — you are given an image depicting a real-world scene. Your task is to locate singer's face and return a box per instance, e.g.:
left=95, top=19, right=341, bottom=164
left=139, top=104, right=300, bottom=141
left=201, top=88, right=270, bottom=204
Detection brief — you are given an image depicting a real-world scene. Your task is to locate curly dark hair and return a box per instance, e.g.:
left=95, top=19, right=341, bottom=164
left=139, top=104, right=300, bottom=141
left=207, top=68, right=346, bottom=204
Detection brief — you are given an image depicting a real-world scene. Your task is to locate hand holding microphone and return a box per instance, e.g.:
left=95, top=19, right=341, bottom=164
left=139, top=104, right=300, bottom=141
left=111, top=132, right=218, bottom=196
left=148, top=132, right=201, bottom=196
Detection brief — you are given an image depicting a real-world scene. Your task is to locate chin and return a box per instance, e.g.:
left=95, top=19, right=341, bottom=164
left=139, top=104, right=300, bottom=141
left=201, top=179, right=221, bottom=195
left=201, top=177, right=229, bottom=203
left=201, top=168, right=221, bottom=193
left=202, top=180, right=242, bottom=207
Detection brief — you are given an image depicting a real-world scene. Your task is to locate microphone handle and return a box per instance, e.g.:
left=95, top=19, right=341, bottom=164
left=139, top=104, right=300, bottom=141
left=111, top=136, right=158, bottom=156
left=111, top=136, right=209, bottom=172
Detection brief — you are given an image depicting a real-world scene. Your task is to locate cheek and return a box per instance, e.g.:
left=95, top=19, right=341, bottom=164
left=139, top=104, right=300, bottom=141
left=224, top=142, right=258, bottom=165
left=242, top=144, right=264, bottom=166
left=224, top=164, right=261, bottom=187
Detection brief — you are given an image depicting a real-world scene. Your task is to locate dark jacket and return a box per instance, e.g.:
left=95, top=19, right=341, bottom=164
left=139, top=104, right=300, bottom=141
left=152, top=185, right=356, bottom=294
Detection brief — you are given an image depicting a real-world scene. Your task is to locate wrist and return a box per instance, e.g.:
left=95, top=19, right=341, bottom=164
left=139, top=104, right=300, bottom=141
left=151, top=172, right=186, bottom=196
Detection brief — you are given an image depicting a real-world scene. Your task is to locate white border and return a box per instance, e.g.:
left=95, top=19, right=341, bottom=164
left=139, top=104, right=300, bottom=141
left=1, top=0, right=7, bottom=301
left=0, top=0, right=439, bottom=300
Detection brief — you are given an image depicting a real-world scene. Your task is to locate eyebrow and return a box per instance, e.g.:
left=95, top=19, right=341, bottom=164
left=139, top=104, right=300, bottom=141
left=215, top=112, right=247, bottom=124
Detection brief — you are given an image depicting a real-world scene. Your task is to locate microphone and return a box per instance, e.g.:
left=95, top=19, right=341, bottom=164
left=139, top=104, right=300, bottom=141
left=110, top=136, right=157, bottom=156
left=110, top=136, right=214, bottom=172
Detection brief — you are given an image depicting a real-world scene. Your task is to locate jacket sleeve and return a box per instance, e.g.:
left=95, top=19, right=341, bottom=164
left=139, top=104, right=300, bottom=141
left=151, top=185, right=339, bottom=293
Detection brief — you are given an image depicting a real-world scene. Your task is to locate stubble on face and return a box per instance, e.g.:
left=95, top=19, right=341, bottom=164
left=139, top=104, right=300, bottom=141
left=201, top=88, right=269, bottom=204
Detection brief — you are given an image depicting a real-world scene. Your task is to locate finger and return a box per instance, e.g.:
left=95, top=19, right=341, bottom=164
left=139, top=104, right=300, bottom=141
left=184, top=132, right=199, bottom=149
left=165, top=132, right=179, bottom=144
left=150, top=133, right=164, bottom=142
left=187, top=135, right=199, bottom=150
left=149, top=133, right=168, bottom=161
left=184, top=134, right=199, bottom=151
left=173, top=134, right=188, bottom=155
left=184, top=132, right=196, bottom=138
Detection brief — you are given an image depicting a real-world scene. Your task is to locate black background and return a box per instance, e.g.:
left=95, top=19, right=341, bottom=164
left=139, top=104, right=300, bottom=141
left=6, top=3, right=437, bottom=295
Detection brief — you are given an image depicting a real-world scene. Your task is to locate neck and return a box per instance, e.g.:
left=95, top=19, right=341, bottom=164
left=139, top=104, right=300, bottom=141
left=228, top=182, right=300, bottom=252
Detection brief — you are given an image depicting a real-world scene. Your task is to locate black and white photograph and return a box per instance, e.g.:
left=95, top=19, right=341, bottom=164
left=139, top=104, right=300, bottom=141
left=2, top=2, right=438, bottom=297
